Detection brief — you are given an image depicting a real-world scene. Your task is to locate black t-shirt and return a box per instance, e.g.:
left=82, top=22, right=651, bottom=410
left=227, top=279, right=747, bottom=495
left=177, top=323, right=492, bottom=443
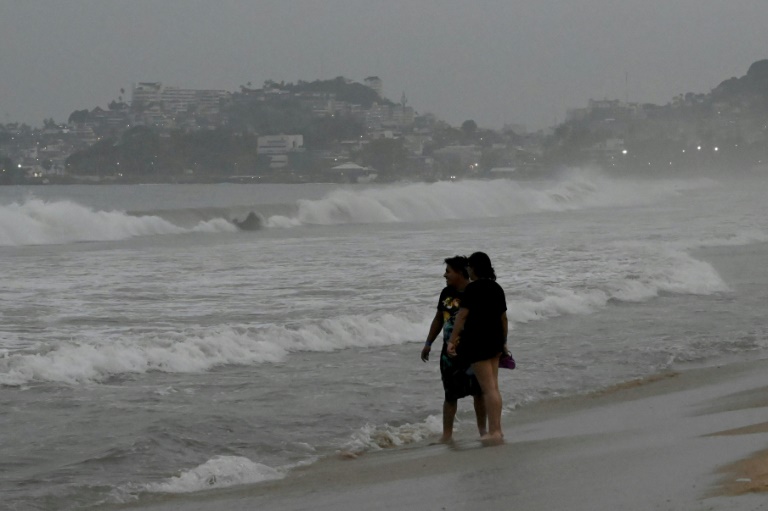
left=460, top=279, right=507, bottom=346
left=437, top=286, right=463, bottom=344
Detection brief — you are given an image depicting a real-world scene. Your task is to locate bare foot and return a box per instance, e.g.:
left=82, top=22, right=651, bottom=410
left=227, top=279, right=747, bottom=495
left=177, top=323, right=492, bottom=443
left=480, top=433, right=504, bottom=446
left=438, top=435, right=454, bottom=444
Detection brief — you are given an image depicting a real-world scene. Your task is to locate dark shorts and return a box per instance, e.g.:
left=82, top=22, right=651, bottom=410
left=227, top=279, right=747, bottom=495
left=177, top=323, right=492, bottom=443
left=458, top=336, right=505, bottom=365
left=439, top=344, right=482, bottom=402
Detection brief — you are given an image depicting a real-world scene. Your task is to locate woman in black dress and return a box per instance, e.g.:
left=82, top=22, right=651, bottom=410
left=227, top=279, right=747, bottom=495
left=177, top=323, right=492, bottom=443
left=447, top=252, right=507, bottom=445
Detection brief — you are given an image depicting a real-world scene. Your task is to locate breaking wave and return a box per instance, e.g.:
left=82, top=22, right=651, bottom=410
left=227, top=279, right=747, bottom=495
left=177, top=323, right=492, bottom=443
left=0, top=246, right=728, bottom=387
left=266, top=169, right=716, bottom=227
left=1, top=170, right=716, bottom=245
left=0, top=198, right=237, bottom=247
left=0, top=313, right=426, bottom=386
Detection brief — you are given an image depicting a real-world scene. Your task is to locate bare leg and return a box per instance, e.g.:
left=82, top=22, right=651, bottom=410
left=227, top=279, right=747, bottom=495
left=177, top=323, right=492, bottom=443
left=472, top=394, right=487, bottom=436
left=441, top=400, right=458, bottom=443
left=472, top=355, right=503, bottom=445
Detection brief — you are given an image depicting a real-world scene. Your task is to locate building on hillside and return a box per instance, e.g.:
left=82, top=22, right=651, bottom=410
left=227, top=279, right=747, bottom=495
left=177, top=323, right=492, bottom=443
left=386, top=104, right=415, bottom=129
left=365, top=103, right=387, bottom=130
left=132, top=83, right=163, bottom=107
left=132, top=82, right=230, bottom=117
left=585, top=137, right=626, bottom=162
left=160, top=87, right=198, bottom=114
left=432, top=145, right=481, bottom=170
left=403, top=134, right=431, bottom=155
left=257, top=135, right=304, bottom=155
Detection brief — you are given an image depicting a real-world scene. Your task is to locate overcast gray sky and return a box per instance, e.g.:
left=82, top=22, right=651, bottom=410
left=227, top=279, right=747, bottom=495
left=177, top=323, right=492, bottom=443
left=1, top=0, right=767, bottom=130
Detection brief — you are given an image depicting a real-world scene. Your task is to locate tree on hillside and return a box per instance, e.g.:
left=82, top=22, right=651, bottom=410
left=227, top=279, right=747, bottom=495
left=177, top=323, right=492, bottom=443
left=119, top=126, right=163, bottom=175
left=65, top=138, right=118, bottom=175
left=432, top=121, right=463, bottom=147
left=68, top=110, right=90, bottom=124
left=461, top=119, right=478, bottom=138
left=302, top=115, right=365, bottom=148
left=360, top=138, right=409, bottom=174
left=0, top=154, right=25, bottom=185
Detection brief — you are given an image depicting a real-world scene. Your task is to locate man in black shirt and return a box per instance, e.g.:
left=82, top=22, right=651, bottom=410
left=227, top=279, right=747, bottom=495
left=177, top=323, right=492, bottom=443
left=421, top=256, right=486, bottom=443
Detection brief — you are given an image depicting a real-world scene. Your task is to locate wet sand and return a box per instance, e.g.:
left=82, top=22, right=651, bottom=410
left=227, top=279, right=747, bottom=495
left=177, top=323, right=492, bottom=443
left=116, top=356, right=768, bottom=511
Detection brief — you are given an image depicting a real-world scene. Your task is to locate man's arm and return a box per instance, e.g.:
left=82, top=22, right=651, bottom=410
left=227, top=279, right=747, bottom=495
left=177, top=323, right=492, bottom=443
left=421, top=310, right=444, bottom=362
left=446, top=308, right=468, bottom=357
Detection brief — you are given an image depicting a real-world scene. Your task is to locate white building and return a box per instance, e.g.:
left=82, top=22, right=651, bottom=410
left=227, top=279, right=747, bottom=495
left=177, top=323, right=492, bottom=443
left=257, top=135, right=304, bottom=155
left=132, top=82, right=230, bottom=116
left=132, top=82, right=163, bottom=106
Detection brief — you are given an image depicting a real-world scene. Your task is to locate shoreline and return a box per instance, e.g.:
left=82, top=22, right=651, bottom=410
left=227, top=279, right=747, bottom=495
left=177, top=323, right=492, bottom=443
left=110, top=241, right=768, bottom=510
left=114, top=355, right=768, bottom=511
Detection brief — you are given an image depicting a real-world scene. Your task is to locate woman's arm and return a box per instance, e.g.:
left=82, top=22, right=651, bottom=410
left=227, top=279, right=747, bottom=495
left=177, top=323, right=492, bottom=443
left=501, top=311, right=509, bottom=355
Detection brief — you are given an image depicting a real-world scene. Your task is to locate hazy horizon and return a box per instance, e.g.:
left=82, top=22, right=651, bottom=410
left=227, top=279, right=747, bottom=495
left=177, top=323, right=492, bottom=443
left=2, top=0, right=767, bottom=130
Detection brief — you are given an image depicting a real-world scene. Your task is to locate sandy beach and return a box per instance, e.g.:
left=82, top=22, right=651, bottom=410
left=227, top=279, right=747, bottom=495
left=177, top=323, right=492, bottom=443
left=113, top=354, right=768, bottom=511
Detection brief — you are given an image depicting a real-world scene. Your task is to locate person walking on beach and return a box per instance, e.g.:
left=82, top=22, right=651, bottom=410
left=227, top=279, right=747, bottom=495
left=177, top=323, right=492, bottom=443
left=447, top=252, right=507, bottom=445
left=421, top=255, right=487, bottom=443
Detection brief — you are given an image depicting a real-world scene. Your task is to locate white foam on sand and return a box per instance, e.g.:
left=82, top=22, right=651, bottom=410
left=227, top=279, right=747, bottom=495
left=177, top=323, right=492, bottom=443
left=342, top=415, right=444, bottom=453
left=144, top=456, right=284, bottom=494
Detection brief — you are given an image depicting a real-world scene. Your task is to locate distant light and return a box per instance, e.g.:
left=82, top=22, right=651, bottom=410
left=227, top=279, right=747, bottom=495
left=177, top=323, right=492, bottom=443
left=697, top=146, right=702, bottom=151
left=622, top=149, right=628, bottom=155
left=682, top=149, right=686, bottom=153
left=18, top=164, right=22, bottom=168
left=714, top=147, right=719, bottom=152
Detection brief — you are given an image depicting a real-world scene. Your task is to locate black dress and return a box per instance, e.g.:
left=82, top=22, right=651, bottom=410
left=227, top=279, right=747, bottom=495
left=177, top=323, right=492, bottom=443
left=457, top=279, right=507, bottom=364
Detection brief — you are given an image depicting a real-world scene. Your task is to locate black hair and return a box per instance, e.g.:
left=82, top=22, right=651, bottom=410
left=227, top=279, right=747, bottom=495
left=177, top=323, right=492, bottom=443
left=467, top=251, right=496, bottom=281
left=444, top=255, right=469, bottom=279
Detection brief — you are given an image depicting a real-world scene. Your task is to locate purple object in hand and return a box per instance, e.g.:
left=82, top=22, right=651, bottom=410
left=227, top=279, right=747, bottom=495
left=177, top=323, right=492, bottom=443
left=499, top=353, right=516, bottom=370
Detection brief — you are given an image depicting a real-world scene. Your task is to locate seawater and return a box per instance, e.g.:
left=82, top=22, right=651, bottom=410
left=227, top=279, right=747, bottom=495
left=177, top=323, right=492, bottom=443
left=1, top=168, right=767, bottom=509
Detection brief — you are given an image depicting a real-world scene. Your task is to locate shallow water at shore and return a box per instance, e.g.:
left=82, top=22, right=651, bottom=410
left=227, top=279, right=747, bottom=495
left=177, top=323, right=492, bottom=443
left=2, top=170, right=767, bottom=509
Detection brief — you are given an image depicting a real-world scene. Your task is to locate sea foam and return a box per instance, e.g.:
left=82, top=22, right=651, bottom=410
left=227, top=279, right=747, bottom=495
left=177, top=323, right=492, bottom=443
left=342, top=415, right=443, bottom=453
left=142, top=456, right=284, bottom=494
left=0, top=198, right=236, bottom=246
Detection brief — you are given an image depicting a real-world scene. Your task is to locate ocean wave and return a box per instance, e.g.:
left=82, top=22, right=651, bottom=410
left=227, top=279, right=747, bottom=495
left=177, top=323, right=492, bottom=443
left=0, top=198, right=237, bottom=247
left=684, top=229, right=768, bottom=249
left=0, top=171, right=723, bottom=245
left=0, top=246, right=726, bottom=386
left=341, top=415, right=443, bottom=453
left=128, top=456, right=284, bottom=496
left=265, top=168, right=716, bottom=227
left=507, top=246, right=729, bottom=324
left=0, top=313, right=427, bottom=386
left=0, top=241, right=730, bottom=386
